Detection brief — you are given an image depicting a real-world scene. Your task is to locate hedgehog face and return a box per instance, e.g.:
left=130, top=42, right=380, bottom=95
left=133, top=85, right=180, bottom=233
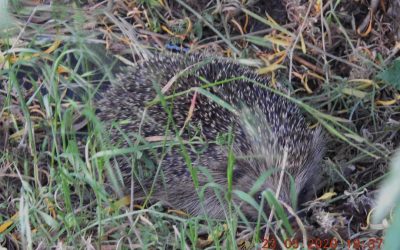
left=292, top=127, right=325, bottom=206
left=230, top=127, right=325, bottom=221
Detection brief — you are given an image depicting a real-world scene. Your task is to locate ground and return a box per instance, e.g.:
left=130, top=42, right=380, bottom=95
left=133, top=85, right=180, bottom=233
left=0, top=0, right=400, bottom=249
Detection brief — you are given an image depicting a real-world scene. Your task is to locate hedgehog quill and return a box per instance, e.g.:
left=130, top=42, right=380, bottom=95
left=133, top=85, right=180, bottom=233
left=95, top=53, right=325, bottom=220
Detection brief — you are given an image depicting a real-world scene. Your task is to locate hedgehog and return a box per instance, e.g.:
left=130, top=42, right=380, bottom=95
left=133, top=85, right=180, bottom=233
left=95, top=53, right=325, bottom=220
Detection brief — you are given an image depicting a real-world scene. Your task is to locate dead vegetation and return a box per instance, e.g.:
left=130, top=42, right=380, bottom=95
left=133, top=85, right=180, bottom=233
left=1, top=0, right=400, bottom=248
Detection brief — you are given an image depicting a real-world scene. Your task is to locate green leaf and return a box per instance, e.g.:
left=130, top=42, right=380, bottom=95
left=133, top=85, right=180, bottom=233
left=233, top=190, right=260, bottom=211
left=37, top=211, right=59, bottom=230
left=0, top=0, right=16, bottom=31
left=264, top=190, right=294, bottom=235
left=193, top=20, right=203, bottom=40
left=246, top=36, right=273, bottom=49
left=373, top=151, right=400, bottom=223
left=377, top=59, right=400, bottom=90
left=383, top=205, right=400, bottom=250
left=194, top=87, right=238, bottom=115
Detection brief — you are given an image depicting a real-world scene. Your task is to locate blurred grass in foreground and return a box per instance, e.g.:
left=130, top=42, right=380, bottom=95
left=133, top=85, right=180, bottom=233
left=0, top=0, right=16, bottom=32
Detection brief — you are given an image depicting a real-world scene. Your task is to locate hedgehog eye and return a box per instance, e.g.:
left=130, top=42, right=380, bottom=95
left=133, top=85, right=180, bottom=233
left=257, top=192, right=263, bottom=201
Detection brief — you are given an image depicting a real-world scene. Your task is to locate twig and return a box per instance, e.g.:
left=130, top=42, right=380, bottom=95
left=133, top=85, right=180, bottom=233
left=288, top=0, right=315, bottom=86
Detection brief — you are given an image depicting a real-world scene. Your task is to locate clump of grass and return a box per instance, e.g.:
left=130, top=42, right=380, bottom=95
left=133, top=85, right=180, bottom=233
left=1, top=0, right=400, bottom=248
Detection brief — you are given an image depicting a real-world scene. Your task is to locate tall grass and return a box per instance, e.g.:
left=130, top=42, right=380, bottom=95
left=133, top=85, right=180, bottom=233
left=1, top=0, right=399, bottom=249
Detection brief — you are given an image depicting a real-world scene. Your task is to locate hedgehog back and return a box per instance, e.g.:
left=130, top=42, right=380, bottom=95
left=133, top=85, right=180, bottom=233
left=95, top=53, right=324, bottom=213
